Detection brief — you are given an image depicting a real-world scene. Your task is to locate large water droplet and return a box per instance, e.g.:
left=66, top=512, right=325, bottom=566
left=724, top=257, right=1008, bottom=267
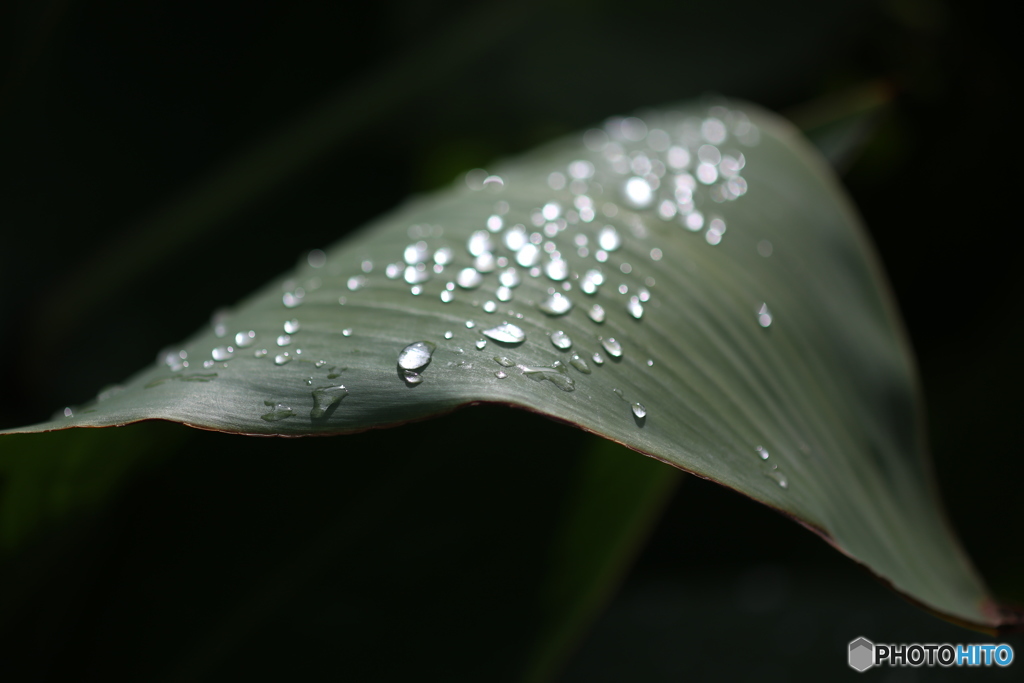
left=433, top=247, right=453, bottom=265
left=274, top=353, right=291, bottom=365
left=522, top=360, right=575, bottom=392
left=261, top=401, right=295, bottom=421
left=550, top=330, right=572, bottom=349
left=398, top=341, right=436, bottom=372
left=600, top=337, right=623, bottom=358
left=504, top=225, right=528, bottom=251
left=440, top=290, right=454, bottom=303
left=588, top=304, right=606, bottom=323
left=444, top=330, right=454, bottom=339
left=284, top=319, right=300, bottom=334
left=592, top=352, right=604, bottom=365
left=277, top=334, right=292, bottom=346
left=624, top=177, right=653, bottom=208
left=497, top=286, right=513, bottom=302
left=568, top=353, right=591, bottom=374
left=757, top=303, right=773, bottom=328
left=456, top=267, right=483, bottom=289
left=310, top=385, right=348, bottom=418
left=474, top=252, right=496, bottom=273
left=539, top=292, right=573, bottom=316
left=404, top=265, right=429, bottom=284
left=493, top=356, right=515, bottom=367
left=63, top=407, right=73, bottom=418
left=598, top=225, right=622, bottom=251
left=235, top=330, right=256, bottom=347
left=468, top=230, right=494, bottom=257
left=483, top=322, right=526, bottom=344
left=545, top=259, right=569, bottom=281
left=631, top=402, right=647, bottom=418
left=756, top=445, right=770, bottom=460
left=627, top=296, right=644, bottom=319
left=498, top=267, right=521, bottom=288
left=475, top=339, right=487, bottom=350
left=404, top=242, right=429, bottom=264
left=516, top=243, right=541, bottom=267
left=212, top=346, right=234, bottom=361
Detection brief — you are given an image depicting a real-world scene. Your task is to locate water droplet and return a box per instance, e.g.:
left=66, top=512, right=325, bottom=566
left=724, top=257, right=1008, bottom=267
left=483, top=322, right=526, bottom=344
left=756, top=445, right=770, bottom=460
left=482, top=174, right=504, bottom=191
left=522, top=360, right=576, bottom=392
left=568, top=353, right=591, bottom=374
left=550, top=330, right=572, bottom=349
left=440, top=290, right=454, bottom=303
left=315, top=360, right=327, bottom=368
left=277, top=334, right=292, bottom=346
left=456, top=267, right=483, bottom=289
left=592, top=352, right=605, bottom=365
left=600, top=337, right=623, bottom=358
left=493, top=356, right=515, bottom=367
left=235, top=330, right=256, bottom=347
left=303, top=377, right=313, bottom=386
left=757, top=303, right=773, bottom=328
left=638, top=287, right=651, bottom=302
left=647, top=359, right=654, bottom=367
left=545, top=258, right=569, bottom=281
left=539, top=292, right=573, bottom=316
left=766, top=465, right=788, bottom=489
left=444, top=330, right=454, bottom=339
left=63, top=407, right=73, bottom=417
left=495, top=370, right=508, bottom=379
left=497, top=286, right=513, bottom=302
left=261, top=401, right=295, bottom=422
left=398, top=341, right=436, bottom=372
left=203, top=359, right=215, bottom=368
left=404, top=241, right=429, bottom=264
left=516, top=243, right=541, bottom=267
left=283, top=319, right=300, bottom=334
left=626, top=297, right=644, bottom=319
left=483, top=300, right=497, bottom=313
left=487, top=214, right=504, bottom=232
left=361, top=259, right=373, bottom=273
left=347, top=275, right=367, bottom=291
left=211, top=346, right=234, bottom=361
left=386, top=263, right=403, bottom=279
left=467, top=230, right=493, bottom=257
left=255, top=348, right=269, bottom=358
left=283, top=291, right=304, bottom=308
left=465, top=320, right=476, bottom=329
left=433, top=247, right=453, bottom=265
left=310, top=385, right=348, bottom=418
left=498, top=267, right=521, bottom=288
left=631, top=402, right=647, bottom=418
left=342, top=328, right=353, bottom=337
left=588, top=304, right=606, bottom=323
left=474, top=252, right=497, bottom=273
left=611, top=388, right=625, bottom=400
left=475, top=339, right=487, bottom=350
left=403, top=372, right=423, bottom=385
left=598, top=226, right=622, bottom=252
left=757, top=240, right=773, bottom=257
left=404, top=265, right=429, bottom=284
left=307, top=249, right=327, bottom=268
left=274, top=353, right=291, bottom=365
left=624, top=177, right=653, bottom=208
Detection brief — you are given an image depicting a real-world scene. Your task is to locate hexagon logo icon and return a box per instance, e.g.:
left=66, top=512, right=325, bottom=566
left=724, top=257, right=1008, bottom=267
left=849, top=637, right=875, bottom=672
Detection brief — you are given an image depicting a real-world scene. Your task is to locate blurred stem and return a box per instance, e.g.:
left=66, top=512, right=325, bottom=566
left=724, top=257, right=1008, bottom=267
left=33, top=0, right=543, bottom=354
left=521, top=439, right=681, bottom=683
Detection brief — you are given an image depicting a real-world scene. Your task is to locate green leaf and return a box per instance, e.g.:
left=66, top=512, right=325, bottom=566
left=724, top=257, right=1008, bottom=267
left=2, top=100, right=1012, bottom=632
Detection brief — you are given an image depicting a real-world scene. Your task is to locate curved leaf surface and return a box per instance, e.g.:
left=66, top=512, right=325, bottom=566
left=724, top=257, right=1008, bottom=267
left=2, top=101, right=1009, bottom=631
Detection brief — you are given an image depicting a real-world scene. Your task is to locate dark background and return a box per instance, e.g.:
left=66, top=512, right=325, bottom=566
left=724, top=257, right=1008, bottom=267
left=0, top=0, right=1021, bottom=680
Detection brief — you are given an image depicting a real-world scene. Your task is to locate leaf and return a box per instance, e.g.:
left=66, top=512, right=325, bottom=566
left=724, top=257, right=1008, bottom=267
left=2, top=100, right=1013, bottom=632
